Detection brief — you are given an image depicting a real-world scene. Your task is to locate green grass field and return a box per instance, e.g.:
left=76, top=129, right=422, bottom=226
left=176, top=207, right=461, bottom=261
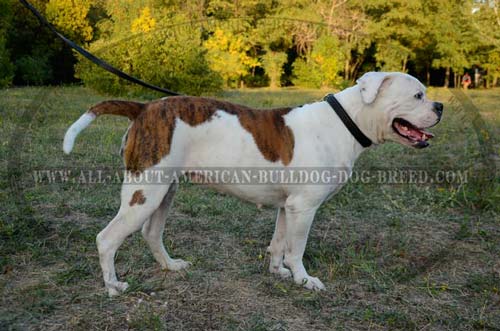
left=0, top=86, right=499, bottom=330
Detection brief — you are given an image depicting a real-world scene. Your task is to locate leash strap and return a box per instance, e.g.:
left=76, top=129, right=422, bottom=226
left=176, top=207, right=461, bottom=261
left=18, top=0, right=181, bottom=96
left=323, top=94, right=372, bottom=148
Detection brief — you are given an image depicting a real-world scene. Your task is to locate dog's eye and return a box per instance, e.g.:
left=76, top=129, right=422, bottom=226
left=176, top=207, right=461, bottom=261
left=414, top=92, right=424, bottom=100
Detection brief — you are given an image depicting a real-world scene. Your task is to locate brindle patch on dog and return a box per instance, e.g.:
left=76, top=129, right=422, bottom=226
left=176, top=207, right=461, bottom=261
left=122, top=97, right=295, bottom=172
left=129, top=189, right=146, bottom=206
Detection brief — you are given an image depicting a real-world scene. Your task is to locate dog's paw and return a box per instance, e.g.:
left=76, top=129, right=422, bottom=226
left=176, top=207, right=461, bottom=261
left=167, top=258, right=192, bottom=271
left=299, top=276, right=325, bottom=291
left=107, top=281, right=129, bottom=297
left=270, top=266, right=292, bottom=279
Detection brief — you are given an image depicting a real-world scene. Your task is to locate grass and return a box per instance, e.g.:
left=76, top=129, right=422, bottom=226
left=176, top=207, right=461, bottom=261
left=0, top=85, right=499, bottom=330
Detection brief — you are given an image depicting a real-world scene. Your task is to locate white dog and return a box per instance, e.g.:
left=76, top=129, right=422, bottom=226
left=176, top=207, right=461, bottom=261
left=63, top=72, right=443, bottom=296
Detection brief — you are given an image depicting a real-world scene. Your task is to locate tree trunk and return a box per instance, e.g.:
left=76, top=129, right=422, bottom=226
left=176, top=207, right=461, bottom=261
left=344, top=59, right=350, bottom=81
left=426, top=66, right=430, bottom=86
left=269, top=74, right=277, bottom=89
left=444, top=66, right=450, bottom=88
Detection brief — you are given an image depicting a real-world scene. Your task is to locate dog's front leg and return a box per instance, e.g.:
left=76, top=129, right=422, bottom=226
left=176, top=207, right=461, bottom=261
left=283, top=201, right=325, bottom=291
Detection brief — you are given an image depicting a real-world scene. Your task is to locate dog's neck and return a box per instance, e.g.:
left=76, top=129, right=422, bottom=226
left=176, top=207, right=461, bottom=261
left=333, top=85, right=386, bottom=146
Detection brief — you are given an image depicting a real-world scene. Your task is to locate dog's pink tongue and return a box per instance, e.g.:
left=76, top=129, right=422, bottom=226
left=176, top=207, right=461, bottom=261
left=396, top=122, right=434, bottom=141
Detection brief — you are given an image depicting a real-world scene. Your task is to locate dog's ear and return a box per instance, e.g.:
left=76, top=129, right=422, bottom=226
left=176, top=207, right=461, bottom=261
left=356, top=72, right=392, bottom=104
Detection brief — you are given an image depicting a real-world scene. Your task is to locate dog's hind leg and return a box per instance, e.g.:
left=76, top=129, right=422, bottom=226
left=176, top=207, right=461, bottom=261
left=268, top=208, right=292, bottom=278
left=141, top=182, right=191, bottom=271
left=96, top=181, right=169, bottom=297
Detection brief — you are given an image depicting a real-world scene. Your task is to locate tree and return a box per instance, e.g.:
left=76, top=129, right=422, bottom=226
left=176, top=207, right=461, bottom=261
left=3, top=0, right=500, bottom=90
left=317, top=0, right=371, bottom=82
left=130, top=7, right=156, bottom=33
left=0, top=0, right=96, bottom=85
left=262, top=50, right=287, bottom=88
left=45, top=0, right=94, bottom=43
left=483, top=51, right=500, bottom=87
left=0, top=0, right=14, bottom=87
left=204, top=28, right=258, bottom=88
left=76, top=3, right=222, bottom=95
left=204, top=1, right=279, bottom=88
left=0, top=36, right=14, bottom=87
left=275, top=0, right=322, bottom=57
left=366, top=0, right=431, bottom=73
left=293, top=34, right=345, bottom=88
left=7, top=0, right=62, bottom=85
left=375, top=40, right=412, bottom=72
left=470, top=0, right=500, bottom=87
left=430, top=0, right=474, bottom=87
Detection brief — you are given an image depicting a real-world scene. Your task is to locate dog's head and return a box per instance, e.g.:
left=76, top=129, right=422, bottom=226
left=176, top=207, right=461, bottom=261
left=356, top=72, right=443, bottom=148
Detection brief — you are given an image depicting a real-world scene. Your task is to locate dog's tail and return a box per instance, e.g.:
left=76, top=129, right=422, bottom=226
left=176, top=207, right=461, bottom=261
left=63, top=100, right=145, bottom=154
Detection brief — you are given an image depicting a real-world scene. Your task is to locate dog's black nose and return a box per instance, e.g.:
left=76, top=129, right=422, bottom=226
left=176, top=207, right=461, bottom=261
left=433, top=102, right=443, bottom=118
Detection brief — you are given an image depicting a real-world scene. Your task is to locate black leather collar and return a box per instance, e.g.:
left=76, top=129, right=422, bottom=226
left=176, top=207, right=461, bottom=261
left=323, top=94, right=372, bottom=148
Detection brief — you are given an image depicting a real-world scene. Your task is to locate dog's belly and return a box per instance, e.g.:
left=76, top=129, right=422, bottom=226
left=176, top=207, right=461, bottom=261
left=208, top=183, right=287, bottom=206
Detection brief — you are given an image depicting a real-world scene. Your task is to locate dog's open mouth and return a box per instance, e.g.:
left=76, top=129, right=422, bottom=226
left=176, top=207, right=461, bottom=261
left=392, top=118, right=434, bottom=148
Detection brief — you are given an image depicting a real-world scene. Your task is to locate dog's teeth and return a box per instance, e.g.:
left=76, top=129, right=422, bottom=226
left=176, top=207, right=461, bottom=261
left=422, top=134, right=427, bottom=140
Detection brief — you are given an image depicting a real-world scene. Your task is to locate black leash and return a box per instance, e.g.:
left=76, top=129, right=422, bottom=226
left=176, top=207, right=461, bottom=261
left=323, top=94, right=372, bottom=148
left=18, top=0, right=181, bottom=96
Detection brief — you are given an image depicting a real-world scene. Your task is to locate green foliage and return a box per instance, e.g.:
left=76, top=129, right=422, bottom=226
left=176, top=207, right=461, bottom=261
left=471, top=1, right=500, bottom=87
left=15, top=55, right=53, bottom=85
left=430, top=0, right=473, bottom=76
left=1, top=0, right=500, bottom=90
left=76, top=7, right=222, bottom=96
left=368, top=0, right=429, bottom=72
left=261, top=50, right=287, bottom=88
left=484, top=51, right=500, bottom=86
left=292, top=35, right=345, bottom=88
left=0, top=36, right=14, bottom=88
left=45, top=0, right=94, bottom=42
left=285, top=0, right=371, bottom=81
left=204, top=28, right=258, bottom=88
left=292, top=59, right=322, bottom=88
left=0, top=0, right=14, bottom=87
left=375, top=41, right=412, bottom=72
left=0, top=0, right=82, bottom=86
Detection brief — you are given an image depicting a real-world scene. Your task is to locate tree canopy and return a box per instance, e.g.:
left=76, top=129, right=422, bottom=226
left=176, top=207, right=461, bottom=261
left=0, top=0, right=499, bottom=92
